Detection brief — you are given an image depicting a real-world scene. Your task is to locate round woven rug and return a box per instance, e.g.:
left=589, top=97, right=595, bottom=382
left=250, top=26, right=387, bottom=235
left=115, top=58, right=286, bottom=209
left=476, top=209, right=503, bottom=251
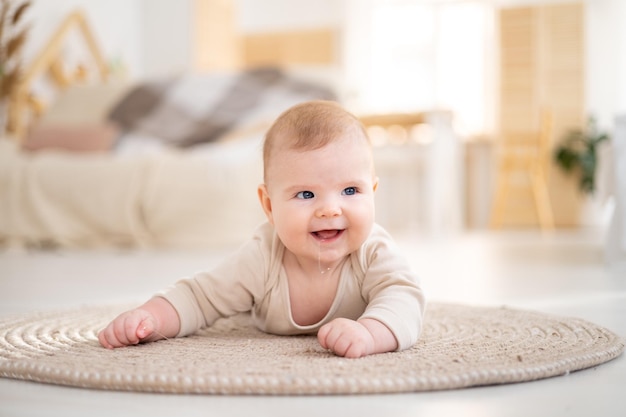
left=0, top=302, right=623, bottom=395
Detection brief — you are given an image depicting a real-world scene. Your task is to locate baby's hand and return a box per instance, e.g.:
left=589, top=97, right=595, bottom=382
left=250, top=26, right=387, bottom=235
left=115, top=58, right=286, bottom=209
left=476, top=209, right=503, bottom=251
left=317, top=318, right=376, bottom=358
left=98, top=309, right=159, bottom=349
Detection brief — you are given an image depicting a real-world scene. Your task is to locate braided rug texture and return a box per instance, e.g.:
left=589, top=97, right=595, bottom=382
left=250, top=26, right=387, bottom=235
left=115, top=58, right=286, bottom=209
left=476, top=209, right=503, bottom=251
left=0, top=302, right=623, bottom=395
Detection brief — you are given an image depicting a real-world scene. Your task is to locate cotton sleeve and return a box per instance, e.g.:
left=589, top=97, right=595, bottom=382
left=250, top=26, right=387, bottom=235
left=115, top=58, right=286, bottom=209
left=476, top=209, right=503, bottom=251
left=357, top=225, right=426, bottom=351
left=158, top=227, right=269, bottom=337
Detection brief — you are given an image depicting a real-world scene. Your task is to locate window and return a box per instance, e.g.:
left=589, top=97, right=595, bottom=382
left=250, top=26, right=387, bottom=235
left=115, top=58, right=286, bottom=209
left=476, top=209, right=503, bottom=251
left=346, top=0, right=494, bottom=136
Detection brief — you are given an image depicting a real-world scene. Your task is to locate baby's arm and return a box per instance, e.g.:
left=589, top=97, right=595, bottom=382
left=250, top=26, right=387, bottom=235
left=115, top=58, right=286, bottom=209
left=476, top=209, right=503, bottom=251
left=98, top=297, right=180, bottom=349
left=317, top=318, right=398, bottom=358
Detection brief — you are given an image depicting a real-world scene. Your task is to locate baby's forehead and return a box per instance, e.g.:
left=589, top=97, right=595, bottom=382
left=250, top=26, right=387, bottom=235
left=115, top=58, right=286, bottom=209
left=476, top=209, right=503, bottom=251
left=263, top=121, right=372, bottom=182
left=268, top=132, right=374, bottom=171
left=279, top=128, right=369, bottom=150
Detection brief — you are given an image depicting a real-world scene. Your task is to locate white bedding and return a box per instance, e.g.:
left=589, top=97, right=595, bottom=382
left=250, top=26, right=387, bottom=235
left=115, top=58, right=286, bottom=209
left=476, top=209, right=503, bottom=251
left=0, top=134, right=266, bottom=249
left=1, top=69, right=337, bottom=249
left=0, top=69, right=460, bottom=249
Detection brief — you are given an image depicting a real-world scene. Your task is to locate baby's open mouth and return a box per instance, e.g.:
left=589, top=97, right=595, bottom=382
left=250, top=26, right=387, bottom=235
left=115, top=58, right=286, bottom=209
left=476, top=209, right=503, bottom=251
left=312, top=229, right=344, bottom=240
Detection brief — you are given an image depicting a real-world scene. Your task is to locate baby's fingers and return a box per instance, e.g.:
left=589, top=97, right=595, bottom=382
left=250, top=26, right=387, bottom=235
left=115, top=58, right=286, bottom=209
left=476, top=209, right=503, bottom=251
left=112, top=316, right=139, bottom=345
left=98, top=322, right=126, bottom=348
left=97, top=327, right=115, bottom=349
left=317, top=319, right=372, bottom=358
left=98, top=311, right=148, bottom=348
left=317, top=321, right=347, bottom=354
left=317, top=323, right=331, bottom=349
left=137, top=318, right=156, bottom=340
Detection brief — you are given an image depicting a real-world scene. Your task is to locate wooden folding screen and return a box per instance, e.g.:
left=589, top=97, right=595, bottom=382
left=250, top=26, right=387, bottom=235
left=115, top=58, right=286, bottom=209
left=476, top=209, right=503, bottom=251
left=492, top=2, right=585, bottom=228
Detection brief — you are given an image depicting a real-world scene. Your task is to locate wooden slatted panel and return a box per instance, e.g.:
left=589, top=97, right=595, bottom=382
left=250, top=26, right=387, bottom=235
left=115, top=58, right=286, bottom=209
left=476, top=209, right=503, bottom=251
left=193, top=0, right=242, bottom=71
left=541, top=3, right=585, bottom=140
left=499, top=7, right=538, bottom=135
left=242, top=28, right=336, bottom=68
left=495, top=2, right=585, bottom=227
left=542, top=3, right=586, bottom=226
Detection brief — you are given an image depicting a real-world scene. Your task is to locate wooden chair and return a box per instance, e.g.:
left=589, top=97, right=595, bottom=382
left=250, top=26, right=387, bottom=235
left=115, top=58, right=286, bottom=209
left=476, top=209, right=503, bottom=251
left=490, top=110, right=555, bottom=230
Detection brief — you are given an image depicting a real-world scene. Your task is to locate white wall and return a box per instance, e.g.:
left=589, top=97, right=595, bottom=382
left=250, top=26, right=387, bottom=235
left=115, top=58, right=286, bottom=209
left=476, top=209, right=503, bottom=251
left=25, top=0, right=144, bottom=78
left=23, top=0, right=342, bottom=79
left=586, top=0, right=626, bottom=130
left=236, top=0, right=343, bottom=32
left=139, top=0, right=193, bottom=79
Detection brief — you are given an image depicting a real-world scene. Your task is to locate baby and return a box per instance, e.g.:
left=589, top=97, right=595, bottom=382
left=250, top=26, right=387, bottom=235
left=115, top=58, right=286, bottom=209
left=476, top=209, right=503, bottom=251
left=98, top=100, right=425, bottom=358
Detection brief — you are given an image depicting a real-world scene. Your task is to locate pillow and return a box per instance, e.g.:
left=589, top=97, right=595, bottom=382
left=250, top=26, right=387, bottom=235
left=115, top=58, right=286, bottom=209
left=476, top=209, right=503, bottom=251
left=21, top=122, right=120, bottom=152
left=40, top=82, right=131, bottom=125
left=21, top=82, right=130, bottom=152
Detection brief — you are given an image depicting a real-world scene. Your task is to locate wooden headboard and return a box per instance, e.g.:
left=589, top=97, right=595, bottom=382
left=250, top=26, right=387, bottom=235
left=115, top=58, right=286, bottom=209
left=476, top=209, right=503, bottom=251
left=242, top=29, right=336, bottom=68
left=192, top=0, right=337, bottom=71
left=194, top=26, right=337, bottom=72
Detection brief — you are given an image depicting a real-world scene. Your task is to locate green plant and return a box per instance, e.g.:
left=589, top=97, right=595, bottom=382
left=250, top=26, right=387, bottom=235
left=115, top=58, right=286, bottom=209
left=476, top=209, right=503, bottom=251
left=554, top=117, right=610, bottom=194
left=0, top=0, right=30, bottom=100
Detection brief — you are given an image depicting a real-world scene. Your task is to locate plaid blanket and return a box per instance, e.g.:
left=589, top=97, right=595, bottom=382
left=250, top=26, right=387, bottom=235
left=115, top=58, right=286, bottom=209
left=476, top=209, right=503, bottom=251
left=108, top=67, right=336, bottom=147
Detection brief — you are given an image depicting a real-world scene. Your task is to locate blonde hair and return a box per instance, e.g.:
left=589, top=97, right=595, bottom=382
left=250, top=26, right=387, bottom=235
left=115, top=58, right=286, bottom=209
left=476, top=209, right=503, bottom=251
left=262, top=100, right=370, bottom=180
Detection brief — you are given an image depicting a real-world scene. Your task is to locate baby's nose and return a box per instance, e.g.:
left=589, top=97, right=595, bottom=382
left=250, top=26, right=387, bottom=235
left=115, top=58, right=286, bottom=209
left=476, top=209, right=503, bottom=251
left=315, top=198, right=342, bottom=218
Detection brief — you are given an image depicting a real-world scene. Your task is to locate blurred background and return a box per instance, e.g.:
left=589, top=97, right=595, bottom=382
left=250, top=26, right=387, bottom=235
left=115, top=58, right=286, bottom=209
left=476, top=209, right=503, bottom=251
left=1, top=0, right=625, bottom=261
left=2, top=4, right=625, bottom=413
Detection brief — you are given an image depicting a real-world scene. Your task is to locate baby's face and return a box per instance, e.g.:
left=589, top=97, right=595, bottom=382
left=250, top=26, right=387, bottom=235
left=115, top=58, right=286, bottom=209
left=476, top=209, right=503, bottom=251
left=259, top=133, right=378, bottom=271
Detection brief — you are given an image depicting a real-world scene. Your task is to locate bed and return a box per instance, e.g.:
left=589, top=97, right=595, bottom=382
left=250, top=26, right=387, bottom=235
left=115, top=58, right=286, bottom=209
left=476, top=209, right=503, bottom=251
left=0, top=11, right=458, bottom=249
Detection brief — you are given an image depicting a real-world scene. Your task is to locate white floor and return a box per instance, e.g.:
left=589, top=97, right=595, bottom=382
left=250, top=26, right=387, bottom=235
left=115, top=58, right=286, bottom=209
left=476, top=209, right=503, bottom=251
left=1, top=227, right=624, bottom=417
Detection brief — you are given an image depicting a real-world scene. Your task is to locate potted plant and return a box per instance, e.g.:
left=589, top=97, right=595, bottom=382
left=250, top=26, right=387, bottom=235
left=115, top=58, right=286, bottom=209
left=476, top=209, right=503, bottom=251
left=554, top=117, right=610, bottom=194
left=0, top=0, right=30, bottom=133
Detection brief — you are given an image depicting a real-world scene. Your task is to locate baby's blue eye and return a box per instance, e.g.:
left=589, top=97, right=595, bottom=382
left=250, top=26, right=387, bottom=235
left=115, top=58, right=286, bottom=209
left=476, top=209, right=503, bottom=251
left=342, top=187, right=357, bottom=196
left=296, top=191, right=315, bottom=199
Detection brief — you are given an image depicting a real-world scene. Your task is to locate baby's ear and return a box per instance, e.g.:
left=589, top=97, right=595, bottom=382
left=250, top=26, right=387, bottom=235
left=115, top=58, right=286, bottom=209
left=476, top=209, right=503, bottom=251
left=257, top=184, right=274, bottom=225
